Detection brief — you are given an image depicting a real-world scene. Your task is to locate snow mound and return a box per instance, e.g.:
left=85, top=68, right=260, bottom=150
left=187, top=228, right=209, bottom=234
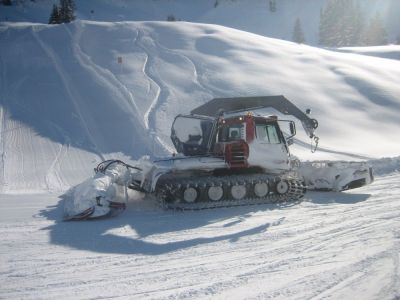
left=368, top=156, right=400, bottom=176
left=337, top=45, right=400, bottom=60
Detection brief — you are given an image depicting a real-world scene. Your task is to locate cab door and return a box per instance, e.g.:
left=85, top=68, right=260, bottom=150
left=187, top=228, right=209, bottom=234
left=248, top=121, right=291, bottom=171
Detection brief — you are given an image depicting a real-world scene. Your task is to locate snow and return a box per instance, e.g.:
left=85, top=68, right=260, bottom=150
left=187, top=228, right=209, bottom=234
left=1, top=172, right=400, bottom=299
left=1, top=10, right=400, bottom=300
left=337, top=45, right=400, bottom=60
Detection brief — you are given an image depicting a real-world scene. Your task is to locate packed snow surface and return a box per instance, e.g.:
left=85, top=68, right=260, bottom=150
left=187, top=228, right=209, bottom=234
left=1, top=172, right=400, bottom=299
left=1, top=20, right=400, bottom=299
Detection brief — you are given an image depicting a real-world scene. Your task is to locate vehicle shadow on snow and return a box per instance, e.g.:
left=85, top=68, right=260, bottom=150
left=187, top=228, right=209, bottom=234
left=39, top=195, right=292, bottom=256
left=40, top=190, right=370, bottom=255
left=305, top=190, right=370, bottom=205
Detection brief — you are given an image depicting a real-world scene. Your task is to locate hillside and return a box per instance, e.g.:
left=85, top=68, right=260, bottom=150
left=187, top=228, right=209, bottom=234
left=1, top=0, right=400, bottom=45
left=1, top=21, right=400, bottom=193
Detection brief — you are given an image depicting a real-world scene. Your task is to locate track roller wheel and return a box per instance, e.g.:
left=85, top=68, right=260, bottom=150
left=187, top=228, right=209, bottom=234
left=208, top=185, right=224, bottom=201
left=231, top=184, right=246, bottom=200
left=276, top=180, right=289, bottom=195
left=254, top=182, right=269, bottom=197
left=183, top=186, right=198, bottom=203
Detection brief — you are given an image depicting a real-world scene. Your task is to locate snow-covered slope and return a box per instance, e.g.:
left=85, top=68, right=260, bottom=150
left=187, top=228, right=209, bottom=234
left=1, top=20, right=400, bottom=193
left=337, top=45, right=400, bottom=60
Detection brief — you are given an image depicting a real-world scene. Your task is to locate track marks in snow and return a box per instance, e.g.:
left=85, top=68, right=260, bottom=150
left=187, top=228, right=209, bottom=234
left=0, top=54, right=8, bottom=192
left=155, top=36, right=213, bottom=100
left=0, top=108, right=6, bottom=192
left=72, top=24, right=145, bottom=130
left=135, top=29, right=191, bottom=153
left=136, top=29, right=212, bottom=151
left=32, top=27, right=104, bottom=162
left=127, top=176, right=400, bottom=299
left=44, top=142, right=67, bottom=192
left=1, top=175, right=400, bottom=299
left=74, top=24, right=171, bottom=156
left=135, top=29, right=162, bottom=130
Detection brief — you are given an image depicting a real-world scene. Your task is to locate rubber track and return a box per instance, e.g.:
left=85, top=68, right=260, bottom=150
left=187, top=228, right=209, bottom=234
left=155, top=173, right=306, bottom=210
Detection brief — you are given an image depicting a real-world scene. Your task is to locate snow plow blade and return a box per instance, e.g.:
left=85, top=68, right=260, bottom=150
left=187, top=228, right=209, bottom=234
left=299, top=161, right=374, bottom=192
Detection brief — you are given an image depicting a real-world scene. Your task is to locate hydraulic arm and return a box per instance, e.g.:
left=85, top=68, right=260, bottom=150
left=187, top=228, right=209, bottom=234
left=191, top=95, right=319, bottom=139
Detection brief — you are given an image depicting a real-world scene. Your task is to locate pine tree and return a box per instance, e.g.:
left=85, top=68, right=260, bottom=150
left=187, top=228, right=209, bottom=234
left=68, top=0, right=76, bottom=21
left=269, top=0, right=276, bottom=12
left=49, top=0, right=76, bottom=24
left=59, top=0, right=75, bottom=23
left=319, top=0, right=339, bottom=46
left=318, top=8, right=328, bottom=45
left=354, top=2, right=365, bottom=44
left=292, top=18, right=305, bottom=44
left=319, top=0, right=364, bottom=47
left=339, top=0, right=356, bottom=46
left=48, top=4, right=60, bottom=24
left=167, top=14, right=176, bottom=21
left=363, top=13, right=387, bottom=46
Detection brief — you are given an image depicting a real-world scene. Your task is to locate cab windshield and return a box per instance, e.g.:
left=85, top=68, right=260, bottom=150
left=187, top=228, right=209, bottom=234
left=217, top=124, right=244, bottom=142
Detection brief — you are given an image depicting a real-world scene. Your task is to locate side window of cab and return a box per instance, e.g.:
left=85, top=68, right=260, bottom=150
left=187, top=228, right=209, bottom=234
left=255, top=124, right=281, bottom=144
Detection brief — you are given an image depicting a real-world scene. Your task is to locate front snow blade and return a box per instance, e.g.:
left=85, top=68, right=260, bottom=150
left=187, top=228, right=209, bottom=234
left=64, top=206, right=95, bottom=221
left=105, top=201, right=127, bottom=218
left=63, top=199, right=127, bottom=221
